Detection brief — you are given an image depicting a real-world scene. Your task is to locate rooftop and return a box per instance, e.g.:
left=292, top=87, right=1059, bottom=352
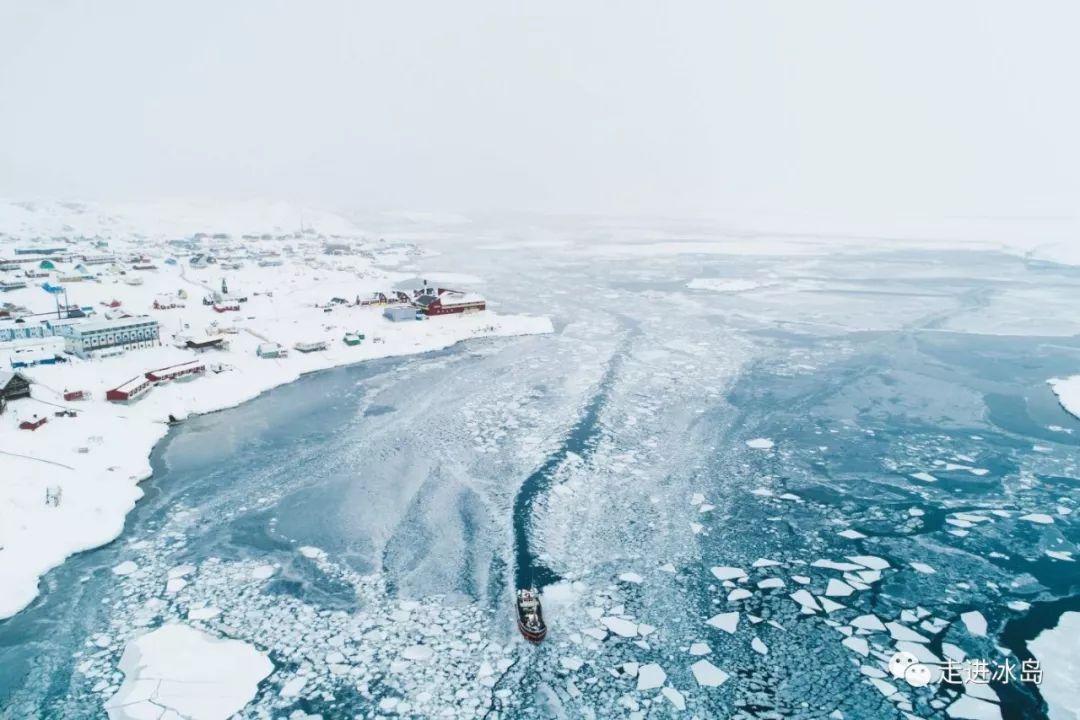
left=71, top=316, right=158, bottom=334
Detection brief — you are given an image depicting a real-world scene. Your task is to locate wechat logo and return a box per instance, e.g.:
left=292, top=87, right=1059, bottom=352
left=889, top=651, right=933, bottom=688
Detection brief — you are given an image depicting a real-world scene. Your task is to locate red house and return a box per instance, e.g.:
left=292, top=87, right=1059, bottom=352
left=106, top=375, right=152, bottom=402
left=19, top=415, right=47, bottom=431
left=417, top=290, right=486, bottom=316
left=145, top=360, right=206, bottom=383
left=63, top=389, right=87, bottom=401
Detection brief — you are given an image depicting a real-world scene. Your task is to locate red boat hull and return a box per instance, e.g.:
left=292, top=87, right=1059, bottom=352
left=518, top=619, right=547, bottom=643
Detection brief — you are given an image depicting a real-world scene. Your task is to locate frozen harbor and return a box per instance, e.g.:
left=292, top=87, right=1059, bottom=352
left=1, top=217, right=1079, bottom=719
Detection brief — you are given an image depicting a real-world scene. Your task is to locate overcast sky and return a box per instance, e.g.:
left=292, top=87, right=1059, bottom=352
left=0, top=1, right=1077, bottom=219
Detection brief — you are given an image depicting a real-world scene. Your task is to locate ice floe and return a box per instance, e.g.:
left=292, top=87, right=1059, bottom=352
left=946, top=695, right=1002, bottom=719
left=710, top=566, right=748, bottom=581
left=960, top=610, right=988, bottom=637
left=105, top=623, right=272, bottom=720
left=111, top=561, right=139, bottom=576
left=706, top=612, right=739, bottom=633
left=636, top=663, right=666, bottom=690
left=1028, top=611, right=1080, bottom=720
left=600, top=616, right=639, bottom=638
left=690, top=659, right=729, bottom=686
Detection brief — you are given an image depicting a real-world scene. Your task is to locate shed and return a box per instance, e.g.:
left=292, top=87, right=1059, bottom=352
left=383, top=305, right=418, bottom=322
left=257, top=342, right=286, bottom=358
left=185, top=337, right=225, bottom=351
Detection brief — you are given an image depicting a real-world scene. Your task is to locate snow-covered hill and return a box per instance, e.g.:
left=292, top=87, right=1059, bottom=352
left=0, top=198, right=362, bottom=240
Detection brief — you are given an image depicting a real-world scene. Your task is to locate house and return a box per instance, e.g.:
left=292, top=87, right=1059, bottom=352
left=256, top=342, right=287, bottom=358
left=3, top=336, right=66, bottom=368
left=145, top=359, right=206, bottom=383
left=106, top=375, right=152, bottom=402
left=417, top=290, right=486, bottom=316
left=383, top=305, right=418, bottom=322
left=65, top=316, right=160, bottom=359
left=19, top=415, right=47, bottom=431
left=0, top=370, right=31, bottom=402
left=0, top=320, right=49, bottom=343
left=294, top=340, right=328, bottom=353
left=153, top=295, right=185, bottom=310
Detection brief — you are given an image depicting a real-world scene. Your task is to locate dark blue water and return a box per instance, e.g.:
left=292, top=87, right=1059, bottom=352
left=694, top=330, right=1080, bottom=719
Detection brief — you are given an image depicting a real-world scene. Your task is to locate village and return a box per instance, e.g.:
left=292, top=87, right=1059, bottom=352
left=0, top=224, right=552, bottom=620
left=0, top=233, right=493, bottom=411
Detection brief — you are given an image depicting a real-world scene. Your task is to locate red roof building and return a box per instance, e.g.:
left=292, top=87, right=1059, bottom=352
left=19, top=415, right=48, bottom=430
left=145, top=359, right=206, bottom=383
left=106, top=375, right=152, bottom=402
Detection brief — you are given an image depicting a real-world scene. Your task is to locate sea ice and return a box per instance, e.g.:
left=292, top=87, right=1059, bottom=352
left=960, top=611, right=988, bottom=637
left=710, top=566, right=747, bottom=581
left=112, top=561, right=138, bottom=576
left=852, top=613, right=887, bottom=632
left=401, top=644, right=434, bottom=661
left=825, top=579, right=856, bottom=597
left=819, top=598, right=845, bottom=613
left=706, top=612, right=739, bottom=634
left=847, top=555, right=890, bottom=570
left=886, top=622, right=930, bottom=643
left=601, top=616, right=639, bottom=638
left=187, top=607, right=221, bottom=620
left=1028, top=611, right=1080, bottom=720
left=946, top=695, right=1002, bottom=720
left=661, top=686, right=686, bottom=710
left=105, top=623, right=271, bottom=720
left=688, top=642, right=711, bottom=656
left=841, top=637, right=869, bottom=657
left=690, top=659, right=729, bottom=686
left=636, top=663, right=666, bottom=690
left=560, top=656, right=584, bottom=671
left=790, top=590, right=822, bottom=612
left=746, top=438, right=775, bottom=449
left=251, top=565, right=276, bottom=580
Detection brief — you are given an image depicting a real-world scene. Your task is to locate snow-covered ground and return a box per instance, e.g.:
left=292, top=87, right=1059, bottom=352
left=0, top=201, right=551, bottom=619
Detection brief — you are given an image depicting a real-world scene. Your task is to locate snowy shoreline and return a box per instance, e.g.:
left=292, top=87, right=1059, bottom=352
left=0, top=312, right=552, bottom=620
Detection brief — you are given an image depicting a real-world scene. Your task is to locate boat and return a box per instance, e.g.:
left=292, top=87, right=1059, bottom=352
left=516, top=588, right=547, bottom=643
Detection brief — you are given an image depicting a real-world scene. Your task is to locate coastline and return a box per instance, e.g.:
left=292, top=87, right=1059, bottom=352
left=0, top=312, right=553, bottom=620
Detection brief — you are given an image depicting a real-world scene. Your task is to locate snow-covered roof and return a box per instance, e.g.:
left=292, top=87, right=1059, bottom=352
left=71, top=316, right=158, bottom=334
left=113, top=375, right=150, bottom=393
left=438, top=292, right=484, bottom=306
